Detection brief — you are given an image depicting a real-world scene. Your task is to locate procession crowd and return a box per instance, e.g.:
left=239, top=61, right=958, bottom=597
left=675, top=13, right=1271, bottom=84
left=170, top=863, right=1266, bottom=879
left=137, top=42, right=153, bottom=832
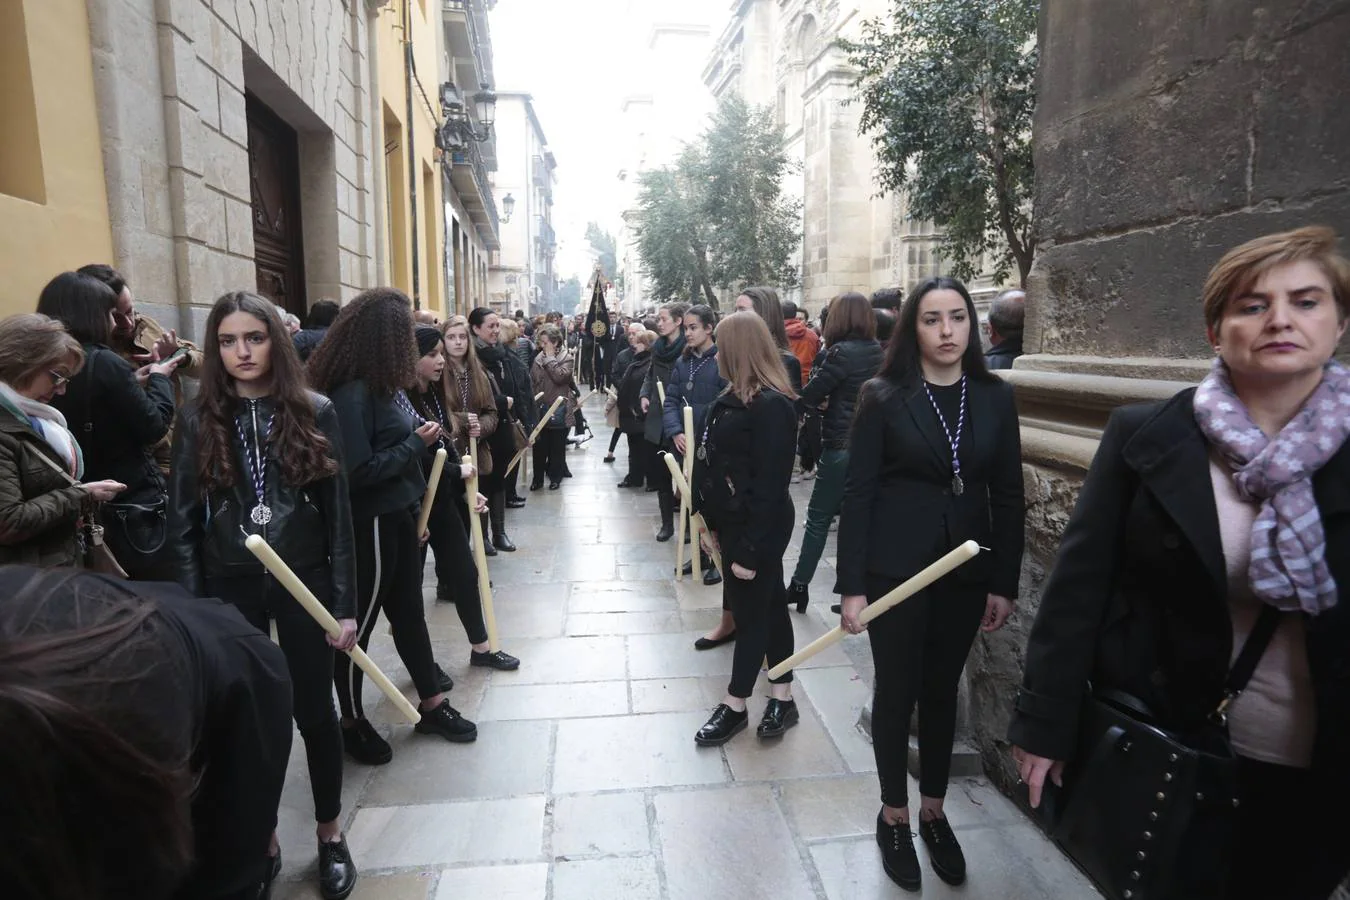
left=1, top=225, right=1348, bottom=900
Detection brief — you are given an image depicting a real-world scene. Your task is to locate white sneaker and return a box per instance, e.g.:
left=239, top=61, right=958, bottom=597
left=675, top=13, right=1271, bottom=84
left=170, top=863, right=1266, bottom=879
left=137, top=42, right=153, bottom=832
left=790, top=473, right=802, bottom=484
left=802, top=470, right=816, bottom=480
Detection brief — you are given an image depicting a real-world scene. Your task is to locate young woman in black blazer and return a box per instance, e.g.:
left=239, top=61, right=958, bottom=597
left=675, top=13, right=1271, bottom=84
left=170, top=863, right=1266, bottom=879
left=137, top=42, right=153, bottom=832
left=307, top=289, right=476, bottom=768
left=691, top=312, right=799, bottom=746
left=837, top=276, right=1024, bottom=892
left=167, top=292, right=359, bottom=899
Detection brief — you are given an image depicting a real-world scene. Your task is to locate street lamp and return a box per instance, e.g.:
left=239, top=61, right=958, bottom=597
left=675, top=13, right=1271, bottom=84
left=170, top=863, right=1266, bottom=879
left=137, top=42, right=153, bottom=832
left=500, top=192, right=515, bottom=223
left=438, top=82, right=496, bottom=146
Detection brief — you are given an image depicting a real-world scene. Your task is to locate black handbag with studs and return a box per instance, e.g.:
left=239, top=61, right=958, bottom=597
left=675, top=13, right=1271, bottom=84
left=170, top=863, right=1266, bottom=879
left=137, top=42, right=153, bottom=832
left=1047, top=606, right=1280, bottom=900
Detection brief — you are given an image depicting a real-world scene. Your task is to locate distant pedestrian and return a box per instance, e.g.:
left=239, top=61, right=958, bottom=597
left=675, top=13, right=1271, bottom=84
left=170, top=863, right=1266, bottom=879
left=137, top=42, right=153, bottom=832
left=984, top=288, right=1025, bottom=370
left=293, top=298, right=340, bottom=362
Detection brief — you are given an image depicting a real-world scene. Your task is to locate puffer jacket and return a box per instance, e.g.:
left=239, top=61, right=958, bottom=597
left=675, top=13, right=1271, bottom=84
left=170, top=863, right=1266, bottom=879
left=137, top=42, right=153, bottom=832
left=661, top=345, right=727, bottom=447
left=167, top=392, right=358, bottom=617
left=798, top=338, right=884, bottom=449
left=532, top=350, right=578, bottom=430
left=0, top=407, right=88, bottom=567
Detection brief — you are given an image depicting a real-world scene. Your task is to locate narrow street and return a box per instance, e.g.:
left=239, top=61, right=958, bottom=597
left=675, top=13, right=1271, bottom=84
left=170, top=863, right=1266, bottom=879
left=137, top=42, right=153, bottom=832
left=273, top=397, right=1097, bottom=899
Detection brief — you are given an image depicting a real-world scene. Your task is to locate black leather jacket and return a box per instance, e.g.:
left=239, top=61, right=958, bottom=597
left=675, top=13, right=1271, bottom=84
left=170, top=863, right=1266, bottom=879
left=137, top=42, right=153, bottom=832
left=328, top=379, right=427, bottom=521
left=798, top=338, right=884, bottom=449
left=167, top=392, right=358, bottom=618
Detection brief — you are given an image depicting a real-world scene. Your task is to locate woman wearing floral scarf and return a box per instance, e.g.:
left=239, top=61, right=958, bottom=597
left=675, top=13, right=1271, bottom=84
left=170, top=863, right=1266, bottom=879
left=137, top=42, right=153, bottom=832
left=0, top=314, right=127, bottom=566
left=1009, top=227, right=1350, bottom=900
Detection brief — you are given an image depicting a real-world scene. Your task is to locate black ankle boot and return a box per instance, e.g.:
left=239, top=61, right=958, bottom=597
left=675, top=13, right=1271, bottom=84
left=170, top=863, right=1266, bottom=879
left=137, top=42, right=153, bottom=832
left=877, top=811, right=920, bottom=892
left=788, top=579, right=809, bottom=613
left=489, top=494, right=516, bottom=552
left=479, top=513, right=497, bottom=556
left=694, top=703, right=748, bottom=746
left=655, top=492, right=675, bottom=542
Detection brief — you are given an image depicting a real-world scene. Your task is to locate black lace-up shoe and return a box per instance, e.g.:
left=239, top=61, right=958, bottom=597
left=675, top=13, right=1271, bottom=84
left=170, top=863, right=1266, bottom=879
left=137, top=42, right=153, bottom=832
left=258, top=851, right=282, bottom=900
left=435, top=664, right=454, bottom=693
left=756, top=698, right=799, bottom=738
left=470, top=649, right=521, bottom=670
left=919, top=814, right=966, bottom=885
left=317, top=835, right=357, bottom=899
left=341, top=719, right=392, bottom=766
left=877, top=811, right=920, bottom=891
left=414, top=698, right=478, bottom=743
left=694, top=703, right=748, bottom=746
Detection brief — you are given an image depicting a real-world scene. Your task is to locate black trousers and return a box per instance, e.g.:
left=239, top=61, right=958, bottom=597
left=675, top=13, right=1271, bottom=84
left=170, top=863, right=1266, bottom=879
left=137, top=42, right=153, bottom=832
left=626, top=432, right=653, bottom=485
left=866, top=573, right=985, bottom=808
left=608, top=427, right=623, bottom=453
left=723, top=546, right=794, bottom=698
left=335, top=507, right=440, bottom=720
left=532, top=428, right=567, bottom=485
left=206, top=568, right=343, bottom=824
left=1224, top=757, right=1350, bottom=899
left=422, top=484, right=488, bottom=645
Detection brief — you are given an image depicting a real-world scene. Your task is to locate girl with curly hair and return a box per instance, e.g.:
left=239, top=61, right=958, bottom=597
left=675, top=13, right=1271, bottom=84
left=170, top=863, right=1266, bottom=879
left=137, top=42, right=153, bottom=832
left=404, top=326, right=518, bottom=670
left=166, top=291, right=359, bottom=899
left=307, top=288, right=476, bottom=765
left=441, top=315, right=501, bottom=553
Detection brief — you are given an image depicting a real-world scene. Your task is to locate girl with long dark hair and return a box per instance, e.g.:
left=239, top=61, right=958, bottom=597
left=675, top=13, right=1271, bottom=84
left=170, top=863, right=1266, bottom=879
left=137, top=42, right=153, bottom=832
left=640, top=301, right=688, bottom=537
left=469, top=307, right=531, bottom=549
left=836, top=276, right=1024, bottom=892
left=443, top=315, right=501, bottom=552
left=308, top=289, right=476, bottom=766
left=37, top=271, right=184, bottom=579
left=691, top=312, right=798, bottom=745
left=405, top=326, right=519, bottom=671
left=166, top=291, right=359, bottom=899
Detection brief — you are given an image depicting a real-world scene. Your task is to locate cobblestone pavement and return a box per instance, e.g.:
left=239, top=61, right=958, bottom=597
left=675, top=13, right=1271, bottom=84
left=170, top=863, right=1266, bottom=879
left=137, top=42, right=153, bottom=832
left=273, top=399, right=1100, bottom=899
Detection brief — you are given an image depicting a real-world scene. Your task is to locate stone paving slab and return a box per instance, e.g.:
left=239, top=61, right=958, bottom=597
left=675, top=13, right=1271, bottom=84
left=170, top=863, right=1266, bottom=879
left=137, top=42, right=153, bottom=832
left=269, top=402, right=1099, bottom=898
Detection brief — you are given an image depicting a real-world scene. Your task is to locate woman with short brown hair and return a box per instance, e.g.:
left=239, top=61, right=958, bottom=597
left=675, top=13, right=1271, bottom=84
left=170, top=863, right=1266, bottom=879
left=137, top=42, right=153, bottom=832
left=0, top=313, right=126, bottom=567
left=1012, top=226, right=1350, bottom=899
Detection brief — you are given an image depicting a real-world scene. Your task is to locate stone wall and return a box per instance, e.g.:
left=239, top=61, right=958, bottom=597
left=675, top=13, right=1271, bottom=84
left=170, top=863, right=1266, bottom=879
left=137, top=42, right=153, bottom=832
left=967, top=0, right=1350, bottom=791
left=87, top=0, right=378, bottom=340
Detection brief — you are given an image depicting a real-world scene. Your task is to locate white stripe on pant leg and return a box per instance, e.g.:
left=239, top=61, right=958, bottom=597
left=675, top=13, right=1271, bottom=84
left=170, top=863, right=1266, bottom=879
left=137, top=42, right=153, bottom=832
left=349, top=516, right=384, bottom=719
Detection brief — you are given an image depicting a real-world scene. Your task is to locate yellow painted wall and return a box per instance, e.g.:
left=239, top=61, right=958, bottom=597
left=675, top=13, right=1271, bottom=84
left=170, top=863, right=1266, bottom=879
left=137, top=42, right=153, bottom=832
left=0, top=0, right=113, bottom=316
left=377, top=0, right=447, bottom=316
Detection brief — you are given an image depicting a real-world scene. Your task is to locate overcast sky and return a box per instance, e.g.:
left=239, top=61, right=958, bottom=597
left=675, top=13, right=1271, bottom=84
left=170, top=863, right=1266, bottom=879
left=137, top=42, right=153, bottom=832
left=490, top=0, right=726, bottom=284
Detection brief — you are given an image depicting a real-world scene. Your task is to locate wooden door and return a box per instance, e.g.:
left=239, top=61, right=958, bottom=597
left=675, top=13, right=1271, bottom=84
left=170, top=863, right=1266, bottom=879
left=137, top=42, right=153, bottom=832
left=247, top=95, right=306, bottom=316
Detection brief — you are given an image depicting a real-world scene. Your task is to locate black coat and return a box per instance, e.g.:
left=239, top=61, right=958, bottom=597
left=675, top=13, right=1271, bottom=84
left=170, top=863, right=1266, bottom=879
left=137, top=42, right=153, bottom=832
left=617, top=350, right=652, bottom=435
left=611, top=345, right=635, bottom=384
left=292, top=327, right=328, bottom=362
left=779, top=348, right=802, bottom=394
left=798, top=338, right=884, bottom=449
left=693, top=388, right=797, bottom=570
left=54, top=344, right=175, bottom=504
left=167, top=393, right=358, bottom=618
left=327, top=380, right=426, bottom=521
left=1008, top=390, right=1350, bottom=796
left=984, top=337, right=1022, bottom=370
left=835, top=374, right=1024, bottom=598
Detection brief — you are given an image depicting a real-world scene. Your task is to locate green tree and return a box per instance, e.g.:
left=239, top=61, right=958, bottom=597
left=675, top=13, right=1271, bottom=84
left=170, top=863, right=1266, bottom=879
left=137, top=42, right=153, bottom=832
left=556, top=275, right=582, bottom=310
left=842, top=0, right=1038, bottom=285
left=585, top=222, right=618, bottom=279
left=632, top=97, right=801, bottom=308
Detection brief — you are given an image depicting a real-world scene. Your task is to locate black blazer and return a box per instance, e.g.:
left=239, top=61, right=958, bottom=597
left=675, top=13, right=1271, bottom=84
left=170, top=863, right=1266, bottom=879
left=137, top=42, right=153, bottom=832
left=693, top=388, right=797, bottom=571
left=834, top=374, right=1024, bottom=598
left=1008, top=390, right=1350, bottom=792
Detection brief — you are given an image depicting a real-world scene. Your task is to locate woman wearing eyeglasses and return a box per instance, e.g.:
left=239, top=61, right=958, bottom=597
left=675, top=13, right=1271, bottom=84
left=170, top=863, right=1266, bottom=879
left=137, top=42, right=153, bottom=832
left=0, top=313, right=128, bottom=567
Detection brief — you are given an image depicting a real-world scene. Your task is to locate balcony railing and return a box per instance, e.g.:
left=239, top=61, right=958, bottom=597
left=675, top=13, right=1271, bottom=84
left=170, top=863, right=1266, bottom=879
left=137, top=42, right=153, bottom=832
left=450, top=138, right=499, bottom=246
left=443, top=0, right=495, bottom=92
left=534, top=215, right=555, bottom=250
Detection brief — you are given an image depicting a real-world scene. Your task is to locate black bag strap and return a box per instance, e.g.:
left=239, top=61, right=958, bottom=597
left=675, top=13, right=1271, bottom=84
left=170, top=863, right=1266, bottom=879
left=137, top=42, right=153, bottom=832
left=1213, top=605, right=1282, bottom=723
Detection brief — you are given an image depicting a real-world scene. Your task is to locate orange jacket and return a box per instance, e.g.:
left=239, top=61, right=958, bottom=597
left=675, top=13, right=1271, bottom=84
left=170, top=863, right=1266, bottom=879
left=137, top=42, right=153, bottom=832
left=785, top=319, right=821, bottom=383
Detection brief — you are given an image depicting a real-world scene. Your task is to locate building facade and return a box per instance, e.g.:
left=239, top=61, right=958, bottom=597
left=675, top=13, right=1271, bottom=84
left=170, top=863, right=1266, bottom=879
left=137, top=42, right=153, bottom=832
left=701, top=0, right=993, bottom=316
left=614, top=2, right=720, bottom=315
left=487, top=92, right=557, bottom=316
left=440, top=0, right=500, bottom=315
left=3, top=0, right=498, bottom=332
